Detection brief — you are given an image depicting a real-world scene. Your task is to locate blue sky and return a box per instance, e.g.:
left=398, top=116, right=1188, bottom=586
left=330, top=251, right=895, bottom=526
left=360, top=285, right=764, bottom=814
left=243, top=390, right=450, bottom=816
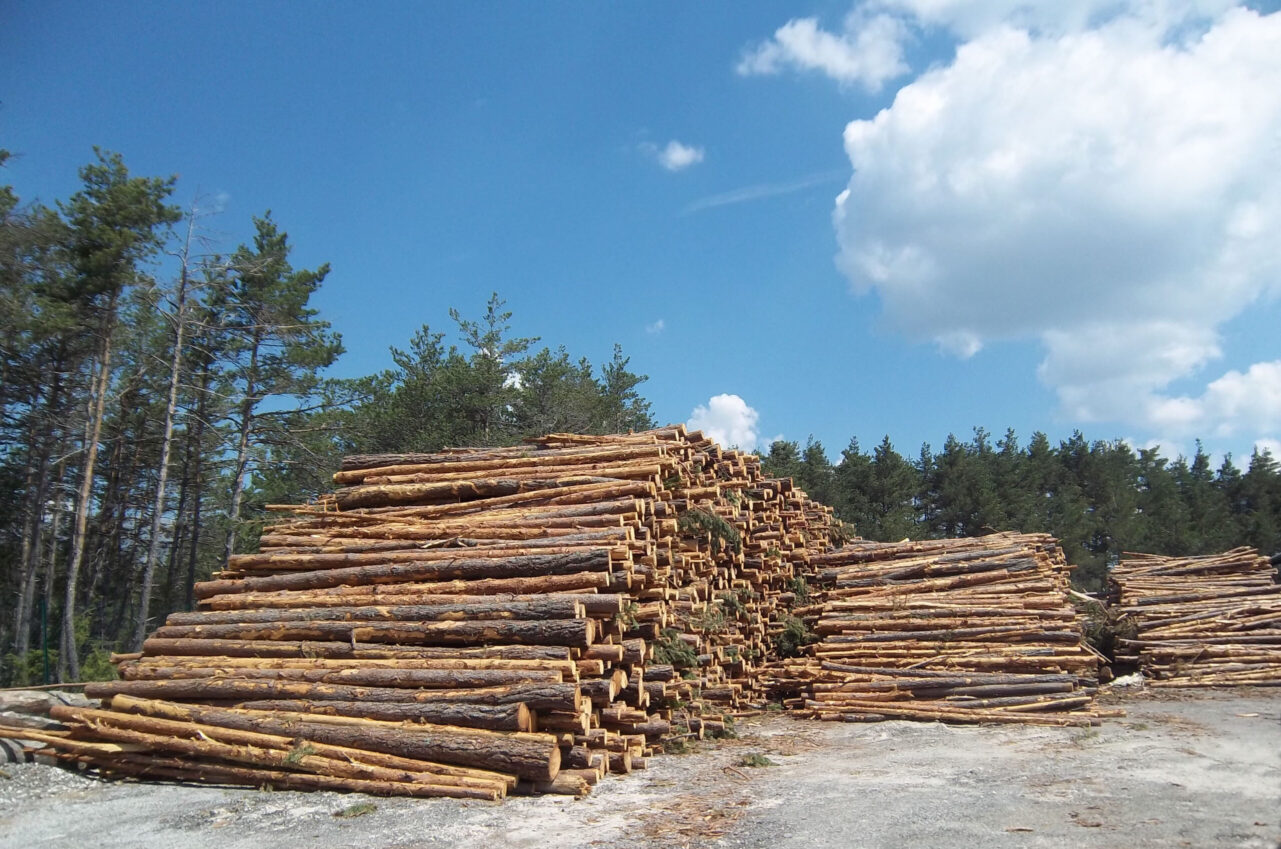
left=4, top=1, right=1279, bottom=465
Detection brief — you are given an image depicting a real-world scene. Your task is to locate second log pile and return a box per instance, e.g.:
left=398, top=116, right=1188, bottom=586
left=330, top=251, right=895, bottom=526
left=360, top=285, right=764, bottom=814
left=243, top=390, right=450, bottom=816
left=1110, top=547, right=1281, bottom=686
left=763, top=533, right=1112, bottom=726
left=24, top=426, right=837, bottom=798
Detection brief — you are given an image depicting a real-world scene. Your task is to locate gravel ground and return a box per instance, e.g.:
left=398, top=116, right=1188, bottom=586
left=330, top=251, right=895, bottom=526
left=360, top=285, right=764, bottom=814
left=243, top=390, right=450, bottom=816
left=0, top=687, right=1276, bottom=849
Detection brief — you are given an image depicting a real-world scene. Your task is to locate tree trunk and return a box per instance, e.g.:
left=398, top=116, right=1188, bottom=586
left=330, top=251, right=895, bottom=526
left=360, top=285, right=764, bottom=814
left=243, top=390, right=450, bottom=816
left=61, top=301, right=118, bottom=681
left=10, top=395, right=56, bottom=668
left=184, top=347, right=213, bottom=611
left=133, top=230, right=193, bottom=651
left=222, top=330, right=260, bottom=567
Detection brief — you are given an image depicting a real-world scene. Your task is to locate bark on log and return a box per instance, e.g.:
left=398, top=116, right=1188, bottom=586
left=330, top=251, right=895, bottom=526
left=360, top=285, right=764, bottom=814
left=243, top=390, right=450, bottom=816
left=91, top=697, right=560, bottom=782
left=140, top=638, right=571, bottom=661
left=149, top=618, right=594, bottom=648
left=234, top=699, right=533, bottom=731
left=86, top=679, right=584, bottom=714
left=196, top=550, right=614, bottom=599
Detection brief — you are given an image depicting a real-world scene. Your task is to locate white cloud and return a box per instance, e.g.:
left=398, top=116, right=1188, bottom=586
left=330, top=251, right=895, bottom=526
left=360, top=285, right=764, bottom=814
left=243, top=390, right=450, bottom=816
left=1254, top=438, right=1281, bottom=460
left=687, top=394, right=762, bottom=451
left=737, top=10, right=910, bottom=91
left=870, top=0, right=1239, bottom=40
left=642, top=140, right=705, bottom=172
left=645, top=318, right=666, bottom=334
left=821, top=3, right=1281, bottom=441
left=1150, top=361, right=1281, bottom=438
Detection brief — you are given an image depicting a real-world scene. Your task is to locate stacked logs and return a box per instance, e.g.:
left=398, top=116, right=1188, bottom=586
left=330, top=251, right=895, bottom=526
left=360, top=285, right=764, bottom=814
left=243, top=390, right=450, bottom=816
left=1110, top=547, right=1281, bottom=686
left=12, top=426, right=837, bottom=798
left=763, top=533, right=1113, bottom=726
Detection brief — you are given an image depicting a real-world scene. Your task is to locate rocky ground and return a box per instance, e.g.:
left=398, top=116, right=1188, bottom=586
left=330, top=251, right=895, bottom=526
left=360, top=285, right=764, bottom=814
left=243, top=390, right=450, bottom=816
left=1, top=687, right=1277, bottom=849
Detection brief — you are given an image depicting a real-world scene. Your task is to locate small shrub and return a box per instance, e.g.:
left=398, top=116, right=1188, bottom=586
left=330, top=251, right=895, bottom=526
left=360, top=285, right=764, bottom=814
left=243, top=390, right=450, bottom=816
left=829, top=520, right=858, bottom=547
left=773, top=615, right=816, bottom=659
left=663, top=736, right=696, bottom=755
left=617, top=601, right=640, bottom=630
left=333, top=802, right=377, bottom=818
left=1078, top=599, right=1137, bottom=661
left=739, top=753, right=775, bottom=767
left=711, top=716, right=737, bottom=739
left=678, top=508, right=742, bottom=555
left=690, top=605, right=728, bottom=635
left=653, top=629, right=698, bottom=668
left=284, top=741, right=318, bottom=765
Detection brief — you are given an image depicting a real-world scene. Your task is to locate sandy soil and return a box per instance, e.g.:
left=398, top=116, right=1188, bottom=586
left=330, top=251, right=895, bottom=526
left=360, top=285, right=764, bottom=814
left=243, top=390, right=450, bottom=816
left=0, top=687, right=1276, bottom=849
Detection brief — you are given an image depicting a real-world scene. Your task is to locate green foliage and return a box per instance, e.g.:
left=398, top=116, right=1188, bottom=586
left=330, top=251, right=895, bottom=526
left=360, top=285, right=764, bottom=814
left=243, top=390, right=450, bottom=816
left=689, top=604, right=727, bottom=635
left=1079, top=600, right=1138, bottom=661
left=343, top=297, right=653, bottom=455
left=662, top=736, right=696, bottom=755
left=788, top=576, right=810, bottom=605
left=652, top=628, right=698, bottom=668
left=677, top=508, right=742, bottom=555
left=284, top=741, right=319, bottom=765
left=79, top=645, right=119, bottom=682
left=333, top=802, right=377, bottom=818
left=719, top=588, right=754, bottom=618
left=713, top=716, right=738, bottom=739
left=3, top=648, right=57, bottom=687
left=773, top=615, right=816, bottom=659
left=617, top=602, right=640, bottom=630
left=814, top=429, right=1281, bottom=590
left=739, top=753, right=776, bottom=767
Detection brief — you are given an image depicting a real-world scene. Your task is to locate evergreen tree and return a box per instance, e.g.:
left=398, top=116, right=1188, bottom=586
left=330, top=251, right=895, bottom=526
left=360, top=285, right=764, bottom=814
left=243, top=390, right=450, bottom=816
left=832, top=438, right=875, bottom=535
left=867, top=435, right=918, bottom=541
left=56, top=150, right=179, bottom=679
left=219, top=213, right=343, bottom=563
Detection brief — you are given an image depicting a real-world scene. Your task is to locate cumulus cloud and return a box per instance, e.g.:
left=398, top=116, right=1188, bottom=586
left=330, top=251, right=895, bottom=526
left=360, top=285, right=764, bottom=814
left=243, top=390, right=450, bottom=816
left=687, top=394, right=762, bottom=451
left=645, top=318, right=666, bottom=334
left=737, top=10, right=910, bottom=90
left=642, top=140, right=705, bottom=172
left=1151, top=361, right=1281, bottom=439
left=810, top=2, right=1281, bottom=442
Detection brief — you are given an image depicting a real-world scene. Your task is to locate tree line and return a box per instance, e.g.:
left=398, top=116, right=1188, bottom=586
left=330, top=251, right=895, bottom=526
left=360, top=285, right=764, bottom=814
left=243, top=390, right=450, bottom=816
left=0, top=150, right=652, bottom=684
left=3, top=149, right=1280, bottom=685
left=762, top=430, right=1281, bottom=590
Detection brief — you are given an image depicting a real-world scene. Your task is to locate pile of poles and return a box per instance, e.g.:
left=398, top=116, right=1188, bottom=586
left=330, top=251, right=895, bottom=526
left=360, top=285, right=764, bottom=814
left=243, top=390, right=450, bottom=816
left=763, top=534, right=1114, bottom=726
left=11, top=426, right=837, bottom=798
left=10, top=421, right=1275, bottom=800
left=1110, top=547, right=1281, bottom=686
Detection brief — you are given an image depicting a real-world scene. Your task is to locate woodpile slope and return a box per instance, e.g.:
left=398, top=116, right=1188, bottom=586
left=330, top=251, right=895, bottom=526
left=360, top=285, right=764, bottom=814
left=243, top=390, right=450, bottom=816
left=10, top=426, right=838, bottom=798
left=1110, top=547, right=1281, bottom=686
left=764, top=533, right=1114, bottom=726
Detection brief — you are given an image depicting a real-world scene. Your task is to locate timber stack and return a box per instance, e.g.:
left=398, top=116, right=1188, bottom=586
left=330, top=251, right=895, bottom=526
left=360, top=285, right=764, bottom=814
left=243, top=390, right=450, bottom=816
left=1110, top=547, right=1281, bottom=686
left=762, top=533, right=1114, bottom=726
left=12, top=425, right=837, bottom=798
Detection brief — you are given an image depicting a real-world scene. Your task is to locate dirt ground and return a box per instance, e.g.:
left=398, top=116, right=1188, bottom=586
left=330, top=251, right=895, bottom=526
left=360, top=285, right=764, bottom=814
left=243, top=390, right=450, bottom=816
left=1, top=687, right=1277, bottom=849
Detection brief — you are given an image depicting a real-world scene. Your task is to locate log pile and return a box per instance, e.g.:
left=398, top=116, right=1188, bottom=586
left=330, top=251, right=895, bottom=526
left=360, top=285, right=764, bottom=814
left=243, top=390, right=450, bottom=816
left=1110, top=547, right=1281, bottom=686
left=10, top=425, right=838, bottom=798
left=763, top=533, right=1113, bottom=726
